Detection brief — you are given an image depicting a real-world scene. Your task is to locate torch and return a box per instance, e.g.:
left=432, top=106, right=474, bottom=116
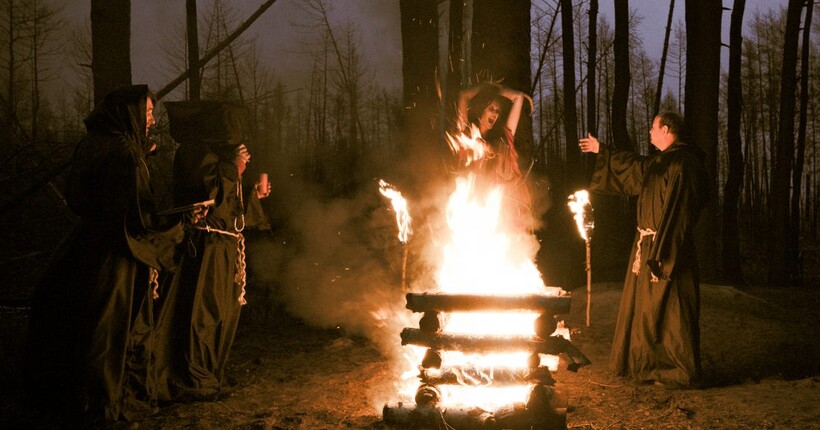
left=378, top=179, right=413, bottom=291
left=568, top=190, right=594, bottom=327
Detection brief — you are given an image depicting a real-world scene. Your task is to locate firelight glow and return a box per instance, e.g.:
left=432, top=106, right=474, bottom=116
left=397, top=174, right=568, bottom=410
left=568, top=190, right=592, bottom=241
left=378, top=179, right=412, bottom=243
left=445, top=125, right=489, bottom=167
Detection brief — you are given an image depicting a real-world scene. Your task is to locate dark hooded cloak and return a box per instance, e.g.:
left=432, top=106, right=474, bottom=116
left=150, top=100, right=268, bottom=402
left=590, top=141, right=708, bottom=386
left=26, top=85, right=184, bottom=422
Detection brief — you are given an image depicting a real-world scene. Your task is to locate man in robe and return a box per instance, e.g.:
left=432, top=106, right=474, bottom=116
left=151, top=101, right=270, bottom=402
left=579, top=111, right=708, bottom=389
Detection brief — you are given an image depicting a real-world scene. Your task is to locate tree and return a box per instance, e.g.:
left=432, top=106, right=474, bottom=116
left=654, top=0, right=676, bottom=117
left=611, top=0, right=631, bottom=150
left=586, top=0, right=598, bottom=138
left=685, top=0, right=721, bottom=281
left=186, top=0, right=201, bottom=100
left=770, top=0, right=804, bottom=284
left=90, top=0, right=131, bottom=103
left=398, top=0, right=438, bottom=181
left=790, top=0, right=813, bottom=283
left=560, top=0, right=580, bottom=189
left=723, top=0, right=746, bottom=284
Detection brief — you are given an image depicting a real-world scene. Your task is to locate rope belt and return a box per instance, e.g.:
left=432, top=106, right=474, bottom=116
left=149, top=267, right=159, bottom=299
left=193, top=221, right=247, bottom=306
left=632, top=227, right=657, bottom=276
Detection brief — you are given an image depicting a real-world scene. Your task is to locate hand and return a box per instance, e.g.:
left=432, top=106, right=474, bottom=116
left=189, top=206, right=209, bottom=225
left=235, top=144, right=251, bottom=175
left=579, top=133, right=600, bottom=154
left=255, top=181, right=271, bottom=199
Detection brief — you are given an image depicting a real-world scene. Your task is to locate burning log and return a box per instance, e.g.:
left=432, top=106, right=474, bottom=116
left=406, top=293, right=571, bottom=314
left=400, top=328, right=590, bottom=371
left=383, top=384, right=566, bottom=430
left=419, top=365, right=556, bottom=386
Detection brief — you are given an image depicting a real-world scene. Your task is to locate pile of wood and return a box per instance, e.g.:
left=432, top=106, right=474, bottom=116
left=383, top=292, right=590, bottom=430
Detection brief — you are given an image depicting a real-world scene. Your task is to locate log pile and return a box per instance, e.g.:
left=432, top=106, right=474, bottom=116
left=383, top=291, right=589, bottom=429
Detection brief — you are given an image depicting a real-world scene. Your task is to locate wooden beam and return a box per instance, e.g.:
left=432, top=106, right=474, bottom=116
left=405, top=292, right=571, bottom=314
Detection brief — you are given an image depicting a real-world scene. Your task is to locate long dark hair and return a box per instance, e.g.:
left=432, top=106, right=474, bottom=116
left=466, top=85, right=511, bottom=144
left=84, top=84, right=155, bottom=154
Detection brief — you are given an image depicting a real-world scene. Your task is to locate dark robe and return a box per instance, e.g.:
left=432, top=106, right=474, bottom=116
left=26, top=85, right=183, bottom=422
left=151, top=101, right=268, bottom=402
left=590, top=141, right=708, bottom=385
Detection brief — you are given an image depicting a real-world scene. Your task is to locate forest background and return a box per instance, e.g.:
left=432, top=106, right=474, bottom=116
left=0, top=0, right=818, bottom=389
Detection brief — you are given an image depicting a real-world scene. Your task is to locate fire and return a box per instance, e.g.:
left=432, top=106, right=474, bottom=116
left=445, top=125, right=490, bottom=166
left=395, top=175, right=567, bottom=410
left=378, top=179, right=412, bottom=243
left=568, top=190, right=593, bottom=241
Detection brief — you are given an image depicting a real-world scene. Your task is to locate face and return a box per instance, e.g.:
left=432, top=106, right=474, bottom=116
left=649, top=116, right=665, bottom=150
left=145, top=98, right=156, bottom=136
left=478, top=101, right=502, bottom=135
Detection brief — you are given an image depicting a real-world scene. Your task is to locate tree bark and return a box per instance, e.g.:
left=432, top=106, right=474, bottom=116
left=91, top=0, right=131, bottom=104
left=398, top=0, right=439, bottom=182
left=769, top=0, right=803, bottom=284
left=472, top=1, right=533, bottom=164
left=611, top=0, right=631, bottom=150
left=560, top=0, right=580, bottom=189
left=586, top=0, right=598, bottom=138
left=789, top=0, right=812, bottom=284
left=654, top=0, right=676, bottom=117
left=723, top=0, right=746, bottom=284
left=684, top=0, right=721, bottom=282
left=186, top=0, right=201, bottom=100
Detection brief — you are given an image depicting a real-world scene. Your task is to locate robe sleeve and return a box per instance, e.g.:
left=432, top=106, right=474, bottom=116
left=124, top=147, right=184, bottom=272
left=645, top=151, right=705, bottom=281
left=589, top=146, right=651, bottom=196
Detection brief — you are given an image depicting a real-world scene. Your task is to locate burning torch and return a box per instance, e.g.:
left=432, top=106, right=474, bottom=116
left=378, top=179, right=413, bottom=290
left=568, top=190, right=594, bottom=327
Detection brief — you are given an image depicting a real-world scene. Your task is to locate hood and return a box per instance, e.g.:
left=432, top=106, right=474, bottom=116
left=83, top=84, right=154, bottom=154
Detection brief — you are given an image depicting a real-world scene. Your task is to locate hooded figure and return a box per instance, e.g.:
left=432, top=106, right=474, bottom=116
left=150, top=100, right=269, bottom=402
left=26, top=85, right=184, bottom=423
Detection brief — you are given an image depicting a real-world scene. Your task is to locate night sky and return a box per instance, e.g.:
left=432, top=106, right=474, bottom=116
left=49, top=0, right=783, bottom=102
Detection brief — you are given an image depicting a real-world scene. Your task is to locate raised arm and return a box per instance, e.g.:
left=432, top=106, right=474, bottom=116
left=498, top=87, right=533, bottom=137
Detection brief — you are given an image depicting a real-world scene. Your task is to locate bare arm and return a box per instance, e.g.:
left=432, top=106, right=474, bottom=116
left=499, top=87, right=532, bottom=137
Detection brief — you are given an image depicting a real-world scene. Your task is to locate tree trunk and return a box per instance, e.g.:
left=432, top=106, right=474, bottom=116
left=156, top=0, right=278, bottom=100
left=789, top=0, right=812, bottom=284
left=769, top=0, right=803, bottom=284
left=654, top=0, right=676, bottom=117
left=560, top=0, right=580, bottom=189
left=611, top=0, right=631, bottom=150
left=684, top=0, right=721, bottom=282
left=186, top=0, right=201, bottom=100
left=472, top=0, right=532, bottom=164
left=586, top=0, right=597, bottom=138
left=399, top=0, right=439, bottom=183
left=722, top=0, right=746, bottom=284
left=91, top=0, right=131, bottom=103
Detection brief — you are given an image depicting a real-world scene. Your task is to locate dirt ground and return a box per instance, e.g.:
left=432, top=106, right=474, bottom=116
left=2, top=281, right=818, bottom=430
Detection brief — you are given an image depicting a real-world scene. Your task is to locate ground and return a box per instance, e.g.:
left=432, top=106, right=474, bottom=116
left=2, top=281, right=818, bottom=430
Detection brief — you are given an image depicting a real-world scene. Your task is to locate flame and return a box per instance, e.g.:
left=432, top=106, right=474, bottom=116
left=393, top=174, right=568, bottom=410
left=378, top=179, right=412, bottom=243
left=568, top=189, right=593, bottom=241
left=445, top=125, right=490, bottom=166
